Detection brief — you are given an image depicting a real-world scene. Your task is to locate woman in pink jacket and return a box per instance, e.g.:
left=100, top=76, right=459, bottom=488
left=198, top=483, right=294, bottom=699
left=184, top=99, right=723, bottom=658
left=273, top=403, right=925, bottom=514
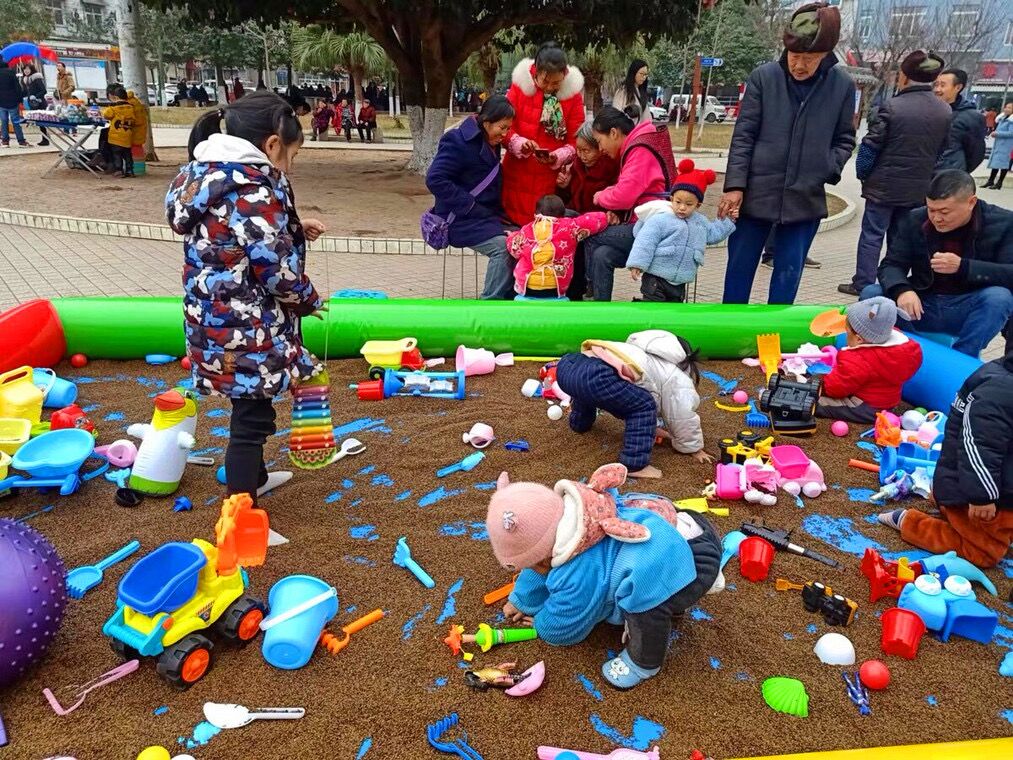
left=585, top=107, right=672, bottom=300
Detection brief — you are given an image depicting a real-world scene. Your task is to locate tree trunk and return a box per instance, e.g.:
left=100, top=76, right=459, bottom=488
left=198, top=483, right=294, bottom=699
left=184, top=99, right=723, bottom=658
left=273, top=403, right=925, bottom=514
left=215, top=65, right=228, bottom=104
left=406, top=56, right=457, bottom=175
left=286, top=62, right=293, bottom=90
left=352, top=66, right=365, bottom=113
left=256, top=67, right=266, bottom=90
left=115, top=0, right=157, bottom=161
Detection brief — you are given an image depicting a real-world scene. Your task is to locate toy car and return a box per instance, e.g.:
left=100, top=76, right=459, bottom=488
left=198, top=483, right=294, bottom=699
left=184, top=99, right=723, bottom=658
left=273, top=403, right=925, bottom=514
left=360, top=338, right=425, bottom=379
left=103, top=494, right=269, bottom=688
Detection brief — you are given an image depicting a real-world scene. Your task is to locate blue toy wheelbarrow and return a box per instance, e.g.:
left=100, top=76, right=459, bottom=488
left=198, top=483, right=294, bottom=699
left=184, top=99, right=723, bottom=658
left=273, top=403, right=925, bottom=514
left=0, top=428, right=107, bottom=496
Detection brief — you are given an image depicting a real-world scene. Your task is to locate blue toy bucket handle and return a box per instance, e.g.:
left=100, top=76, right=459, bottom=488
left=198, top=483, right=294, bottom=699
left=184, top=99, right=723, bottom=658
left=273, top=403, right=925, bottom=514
left=33, top=368, right=56, bottom=398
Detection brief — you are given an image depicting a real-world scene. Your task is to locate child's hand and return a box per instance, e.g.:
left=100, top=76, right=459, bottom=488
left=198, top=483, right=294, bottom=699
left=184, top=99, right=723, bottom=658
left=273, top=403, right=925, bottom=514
left=969, top=503, right=996, bottom=521
left=605, top=211, right=621, bottom=225
left=629, top=267, right=642, bottom=282
left=689, top=448, right=715, bottom=464
left=503, top=601, right=530, bottom=624
left=309, top=304, right=329, bottom=320
left=303, top=218, right=326, bottom=242
left=655, top=426, right=672, bottom=440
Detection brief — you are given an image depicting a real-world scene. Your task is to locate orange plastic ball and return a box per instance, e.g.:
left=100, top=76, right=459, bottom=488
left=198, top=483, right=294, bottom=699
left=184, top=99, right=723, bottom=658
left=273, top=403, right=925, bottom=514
left=859, top=659, right=891, bottom=690
left=180, top=356, right=192, bottom=371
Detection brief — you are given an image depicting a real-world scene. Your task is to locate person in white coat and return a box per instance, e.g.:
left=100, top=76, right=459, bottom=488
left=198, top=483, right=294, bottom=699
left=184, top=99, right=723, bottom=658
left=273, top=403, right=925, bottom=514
left=554, top=329, right=713, bottom=479
left=611, top=59, right=653, bottom=124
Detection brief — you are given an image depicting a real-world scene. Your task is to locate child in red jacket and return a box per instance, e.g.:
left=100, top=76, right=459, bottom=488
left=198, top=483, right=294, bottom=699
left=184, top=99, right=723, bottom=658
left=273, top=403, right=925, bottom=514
left=817, top=297, right=922, bottom=423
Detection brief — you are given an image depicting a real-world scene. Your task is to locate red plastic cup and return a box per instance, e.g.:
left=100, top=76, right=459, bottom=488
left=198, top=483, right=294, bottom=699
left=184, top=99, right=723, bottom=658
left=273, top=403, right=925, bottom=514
left=738, top=536, right=775, bottom=582
left=881, top=607, right=926, bottom=660
left=356, top=380, right=385, bottom=400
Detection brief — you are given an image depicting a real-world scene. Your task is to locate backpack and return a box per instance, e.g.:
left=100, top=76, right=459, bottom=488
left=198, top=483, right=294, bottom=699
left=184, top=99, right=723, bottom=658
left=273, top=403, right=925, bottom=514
left=619, top=125, right=678, bottom=201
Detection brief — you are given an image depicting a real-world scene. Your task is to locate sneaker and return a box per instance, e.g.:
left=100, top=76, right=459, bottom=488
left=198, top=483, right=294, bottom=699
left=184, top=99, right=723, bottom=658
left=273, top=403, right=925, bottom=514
left=760, top=256, right=773, bottom=268
left=804, top=257, right=822, bottom=269
left=310, top=134, right=317, bottom=141
left=877, top=509, right=906, bottom=531
left=602, top=649, right=661, bottom=690
left=17, top=142, right=29, bottom=148
left=257, top=470, right=293, bottom=497
left=0, top=141, right=8, bottom=147
left=38, top=139, right=50, bottom=147
left=837, top=283, right=860, bottom=297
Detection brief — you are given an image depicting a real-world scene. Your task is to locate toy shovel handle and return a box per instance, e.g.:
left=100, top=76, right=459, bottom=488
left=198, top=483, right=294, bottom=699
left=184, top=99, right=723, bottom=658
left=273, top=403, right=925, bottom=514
left=405, top=558, right=436, bottom=588
left=250, top=707, right=306, bottom=720
left=96, top=540, right=141, bottom=571
left=343, top=608, right=385, bottom=635
left=435, top=462, right=462, bottom=478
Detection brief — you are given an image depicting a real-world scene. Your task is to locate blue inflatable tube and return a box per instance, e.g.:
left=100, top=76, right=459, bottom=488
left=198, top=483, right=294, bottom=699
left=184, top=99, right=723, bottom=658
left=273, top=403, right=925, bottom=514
left=902, top=332, right=982, bottom=412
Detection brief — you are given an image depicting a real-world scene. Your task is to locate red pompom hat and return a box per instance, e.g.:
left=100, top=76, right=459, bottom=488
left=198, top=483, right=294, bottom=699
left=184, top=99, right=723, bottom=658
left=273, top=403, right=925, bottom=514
left=671, top=158, right=717, bottom=202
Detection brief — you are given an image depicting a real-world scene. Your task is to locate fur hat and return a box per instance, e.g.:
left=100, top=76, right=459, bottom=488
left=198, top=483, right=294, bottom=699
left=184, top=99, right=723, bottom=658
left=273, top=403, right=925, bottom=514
left=671, top=158, right=717, bottom=202
left=901, top=50, right=945, bottom=83
left=783, top=2, right=841, bottom=54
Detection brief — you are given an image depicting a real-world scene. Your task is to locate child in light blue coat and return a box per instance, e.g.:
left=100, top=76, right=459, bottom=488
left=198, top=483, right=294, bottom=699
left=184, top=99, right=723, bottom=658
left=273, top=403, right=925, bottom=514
left=627, top=159, right=735, bottom=302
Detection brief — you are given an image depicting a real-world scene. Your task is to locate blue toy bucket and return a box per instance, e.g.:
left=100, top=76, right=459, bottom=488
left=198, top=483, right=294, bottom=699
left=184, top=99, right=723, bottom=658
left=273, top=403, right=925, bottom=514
left=11, top=428, right=94, bottom=478
left=33, top=368, right=78, bottom=408
left=261, top=575, right=338, bottom=670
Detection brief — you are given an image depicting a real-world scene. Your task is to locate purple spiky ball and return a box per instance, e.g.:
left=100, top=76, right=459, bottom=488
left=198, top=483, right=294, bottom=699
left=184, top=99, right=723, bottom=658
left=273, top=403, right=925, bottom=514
left=0, top=519, right=66, bottom=688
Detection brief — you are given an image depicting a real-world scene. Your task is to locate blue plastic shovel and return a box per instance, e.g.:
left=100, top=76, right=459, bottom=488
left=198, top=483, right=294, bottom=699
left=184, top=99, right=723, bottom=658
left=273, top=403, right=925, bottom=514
left=66, top=540, right=141, bottom=599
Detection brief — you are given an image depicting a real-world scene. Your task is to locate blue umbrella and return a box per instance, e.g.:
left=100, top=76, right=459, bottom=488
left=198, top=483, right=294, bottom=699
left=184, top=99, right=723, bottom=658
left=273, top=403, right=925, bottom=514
left=1, top=42, right=58, bottom=65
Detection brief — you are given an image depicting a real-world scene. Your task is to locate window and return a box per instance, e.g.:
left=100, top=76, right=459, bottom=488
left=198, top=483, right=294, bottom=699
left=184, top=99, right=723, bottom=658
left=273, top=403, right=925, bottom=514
left=44, top=0, right=64, bottom=27
left=1005, top=20, right=1013, bottom=46
left=890, top=6, right=925, bottom=37
left=81, top=2, right=104, bottom=26
left=858, top=10, right=874, bottom=43
left=951, top=4, right=980, bottom=42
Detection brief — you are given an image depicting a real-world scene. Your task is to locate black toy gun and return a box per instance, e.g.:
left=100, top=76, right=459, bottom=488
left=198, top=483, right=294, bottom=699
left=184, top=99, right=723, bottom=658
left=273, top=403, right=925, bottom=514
left=741, top=521, right=842, bottom=570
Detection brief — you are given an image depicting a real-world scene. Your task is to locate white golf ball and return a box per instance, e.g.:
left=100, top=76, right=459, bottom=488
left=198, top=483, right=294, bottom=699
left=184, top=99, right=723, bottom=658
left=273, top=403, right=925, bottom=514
left=547, top=404, right=564, bottom=421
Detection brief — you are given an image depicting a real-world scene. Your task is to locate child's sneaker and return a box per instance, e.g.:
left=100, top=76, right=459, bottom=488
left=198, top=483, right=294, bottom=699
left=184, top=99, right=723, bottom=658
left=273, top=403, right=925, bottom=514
left=877, top=509, right=906, bottom=531
left=602, top=649, right=660, bottom=690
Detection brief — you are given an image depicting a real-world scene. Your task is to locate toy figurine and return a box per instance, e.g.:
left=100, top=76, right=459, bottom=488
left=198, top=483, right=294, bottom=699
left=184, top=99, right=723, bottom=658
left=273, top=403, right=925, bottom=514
left=127, top=388, right=198, bottom=496
left=842, top=672, right=871, bottom=715
left=464, top=662, right=528, bottom=690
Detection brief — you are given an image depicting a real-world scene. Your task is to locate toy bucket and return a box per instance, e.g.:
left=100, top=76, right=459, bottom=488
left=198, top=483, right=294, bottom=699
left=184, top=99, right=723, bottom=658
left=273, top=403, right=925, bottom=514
left=456, top=346, right=496, bottom=377
left=881, top=607, right=926, bottom=660
left=33, top=368, right=78, bottom=408
left=261, top=575, right=338, bottom=670
left=738, top=536, right=775, bottom=582
left=0, top=366, right=44, bottom=423
left=0, top=417, right=31, bottom=456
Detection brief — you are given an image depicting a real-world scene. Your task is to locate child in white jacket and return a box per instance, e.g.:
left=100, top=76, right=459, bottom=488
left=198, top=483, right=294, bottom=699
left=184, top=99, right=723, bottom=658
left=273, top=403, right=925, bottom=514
left=554, top=329, right=713, bottom=479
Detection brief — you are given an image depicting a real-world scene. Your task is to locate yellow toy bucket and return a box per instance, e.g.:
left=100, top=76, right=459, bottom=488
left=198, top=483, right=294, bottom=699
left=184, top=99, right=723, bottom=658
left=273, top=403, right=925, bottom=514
left=0, top=367, right=43, bottom=424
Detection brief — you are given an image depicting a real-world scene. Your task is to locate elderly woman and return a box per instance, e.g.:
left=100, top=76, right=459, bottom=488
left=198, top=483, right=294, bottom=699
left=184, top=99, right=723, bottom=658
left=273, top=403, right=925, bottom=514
left=611, top=59, right=652, bottom=124
left=425, top=95, right=517, bottom=300
left=583, top=107, right=672, bottom=301
left=501, top=42, right=586, bottom=226
left=557, top=121, right=620, bottom=213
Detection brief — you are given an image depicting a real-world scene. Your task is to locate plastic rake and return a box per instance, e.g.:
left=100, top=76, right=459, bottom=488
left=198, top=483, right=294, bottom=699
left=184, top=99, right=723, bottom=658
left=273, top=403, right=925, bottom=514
left=426, top=712, right=484, bottom=759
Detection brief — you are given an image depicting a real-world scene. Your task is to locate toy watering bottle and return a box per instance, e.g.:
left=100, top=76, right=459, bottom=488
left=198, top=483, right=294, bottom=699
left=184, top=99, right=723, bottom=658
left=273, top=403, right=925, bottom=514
left=0, top=366, right=44, bottom=423
left=127, top=388, right=198, bottom=495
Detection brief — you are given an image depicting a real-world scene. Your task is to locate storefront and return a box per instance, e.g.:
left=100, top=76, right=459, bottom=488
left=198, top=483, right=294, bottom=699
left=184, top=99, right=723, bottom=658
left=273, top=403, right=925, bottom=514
left=40, top=42, right=120, bottom=96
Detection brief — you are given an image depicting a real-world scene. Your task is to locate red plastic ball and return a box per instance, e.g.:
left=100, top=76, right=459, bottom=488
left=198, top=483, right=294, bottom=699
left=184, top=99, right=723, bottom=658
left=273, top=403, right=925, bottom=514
left=180, top=356, right=192, bottom=371
left=859, top=659, right=891, bottom=690
left=69, top=353, right=88, bottom=368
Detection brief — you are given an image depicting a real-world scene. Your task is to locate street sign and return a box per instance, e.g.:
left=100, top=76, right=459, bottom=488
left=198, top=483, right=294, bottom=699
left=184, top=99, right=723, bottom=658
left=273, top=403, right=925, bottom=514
left=701, top=57, right=724, bottom=68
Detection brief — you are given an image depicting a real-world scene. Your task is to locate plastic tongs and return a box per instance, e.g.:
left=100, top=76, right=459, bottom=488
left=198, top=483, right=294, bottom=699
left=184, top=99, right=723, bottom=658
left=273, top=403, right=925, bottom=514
left=42, top=659, right=139, bottom=715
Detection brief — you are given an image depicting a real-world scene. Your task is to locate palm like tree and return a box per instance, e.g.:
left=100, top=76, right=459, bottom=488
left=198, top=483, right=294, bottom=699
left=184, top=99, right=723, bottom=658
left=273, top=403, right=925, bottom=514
left=292, top=26, right=387, bottom=107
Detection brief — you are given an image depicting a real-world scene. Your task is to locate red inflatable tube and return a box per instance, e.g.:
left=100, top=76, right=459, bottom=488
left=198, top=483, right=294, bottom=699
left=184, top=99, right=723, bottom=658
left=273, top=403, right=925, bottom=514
left=0, top=299, right=65, bottom=373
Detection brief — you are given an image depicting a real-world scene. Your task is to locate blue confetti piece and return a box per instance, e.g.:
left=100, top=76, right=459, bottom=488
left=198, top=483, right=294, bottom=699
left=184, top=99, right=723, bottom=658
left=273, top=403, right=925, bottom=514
left=474, top=480, right=498, bottom=491
left=206, top=408, right=229, bottom=418
left=418, top=486, right=464, bottom=508
left=394, top=490, right=412, bottom=502
left=358, top=465, right=377, bottom=475
left=1002, top=709, right=1013, bottom=725
left=439, top=521, right=488, bottom=541
left=735, top=671, right=751, bottom=681
left=589, top=714, right=665, bottom=751
left=349, top=498, right=364, bottom=508
left=709, top=656, right=721, bottom=670
left=325, top=491, right=343, bottom=503
left=806, top=623, right=818, bottom=634
left=154, top=705, right=169, bottom=716
left=689, top=607, right=712, bottom=621
left=343, top=555, right=376, bottom=568
left=783, top=633, right=795, bottom=640
left=925, top=695, right=938, bottom=707
left=802, top=514, right=931, bottom=561
left=401, top=605, right=431, bottom=640
left=371, top=474, right=395, bottom=487
left=342, top=479, right=355, bottom=489
left=577, top=674, right=604, bottom=701
left=349, top=524, right=379, bottom=541
left=435, top=578, right=464, bottom=624
left=81, top=403, right=100, bottom=413
left=429, top=676, right=449, bottom=690
left=847, top=488, right=877, bottom=503
left=355, top=737, right=373, bottom=759
left=210, top=425, right=230, bottom=437
left=103, top=411, right=125, bottom=421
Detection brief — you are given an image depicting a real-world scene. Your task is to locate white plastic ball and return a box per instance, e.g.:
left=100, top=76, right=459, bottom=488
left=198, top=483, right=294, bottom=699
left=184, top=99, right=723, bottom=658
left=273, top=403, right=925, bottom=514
left=547, top=404, right=564, bottom=421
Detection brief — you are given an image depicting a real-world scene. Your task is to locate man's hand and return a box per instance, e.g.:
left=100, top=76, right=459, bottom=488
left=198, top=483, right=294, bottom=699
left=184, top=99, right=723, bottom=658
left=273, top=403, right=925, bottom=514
left=629, top=267, right=643, bottom=281
left=930, top=251, right=961, bottom=274
left=897, top=290, right=923, bottom=321
left=717, top=190, right=743, bottom=219
left=303, top=218, right=326, bottom=242
left=968, top=503, right=997, bottom=521
left=690, top=449, right=715, bottom=464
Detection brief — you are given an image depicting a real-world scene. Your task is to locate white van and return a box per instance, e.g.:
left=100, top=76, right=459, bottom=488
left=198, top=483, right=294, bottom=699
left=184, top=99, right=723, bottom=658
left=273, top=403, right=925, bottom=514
left=668, top=94, right=727, bottom=123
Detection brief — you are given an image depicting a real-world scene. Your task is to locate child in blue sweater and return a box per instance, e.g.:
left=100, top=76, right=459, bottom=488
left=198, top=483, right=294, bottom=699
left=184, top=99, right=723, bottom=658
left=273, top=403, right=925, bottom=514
left=627, top=159, right=735, bottom=302
left=486, top=463, right=722, bottom=689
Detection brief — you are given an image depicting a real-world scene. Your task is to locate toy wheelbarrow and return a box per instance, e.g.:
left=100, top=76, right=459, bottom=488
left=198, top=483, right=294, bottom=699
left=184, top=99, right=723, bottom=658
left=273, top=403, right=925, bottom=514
left=319, top=608, right=385, bottom=654
left=0, top=428, right=106, bottom=496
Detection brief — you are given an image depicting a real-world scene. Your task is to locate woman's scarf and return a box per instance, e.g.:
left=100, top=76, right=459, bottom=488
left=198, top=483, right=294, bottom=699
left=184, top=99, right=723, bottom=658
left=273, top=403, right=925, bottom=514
left=540, top=92, right=567, bottom=141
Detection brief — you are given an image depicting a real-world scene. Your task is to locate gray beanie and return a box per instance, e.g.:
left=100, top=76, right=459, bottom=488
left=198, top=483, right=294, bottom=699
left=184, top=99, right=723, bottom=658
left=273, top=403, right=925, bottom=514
left=846, top=296, right=910, bottom=344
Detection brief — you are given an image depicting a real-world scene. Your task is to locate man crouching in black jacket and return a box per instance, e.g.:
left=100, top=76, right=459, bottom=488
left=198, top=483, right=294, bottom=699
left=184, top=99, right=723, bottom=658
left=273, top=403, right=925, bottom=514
left=878, top=343, right=1013, bottom=567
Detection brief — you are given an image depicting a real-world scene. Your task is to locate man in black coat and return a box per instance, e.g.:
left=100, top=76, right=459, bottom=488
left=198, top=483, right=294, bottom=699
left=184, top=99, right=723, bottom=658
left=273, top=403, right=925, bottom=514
left=878, top=340, right=1013, bottom=568
left=840, top=50, right=951, bottom=297
left=718, top=2, right=856, bottom=305
left=864, top=170, right=1013, bottom=357
left=0, top=60, right=27, bottom=147
left=934, top=68, right=986, bottom=172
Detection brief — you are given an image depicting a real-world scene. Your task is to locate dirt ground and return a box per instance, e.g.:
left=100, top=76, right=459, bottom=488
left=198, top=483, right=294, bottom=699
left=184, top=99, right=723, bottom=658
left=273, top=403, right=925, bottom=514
left=0, top=358, right=1010, bottom=760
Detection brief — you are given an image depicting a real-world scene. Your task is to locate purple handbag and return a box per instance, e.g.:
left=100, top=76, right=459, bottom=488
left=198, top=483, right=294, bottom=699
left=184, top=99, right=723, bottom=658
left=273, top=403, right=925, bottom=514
left=420, top=162, right=501, bottom=249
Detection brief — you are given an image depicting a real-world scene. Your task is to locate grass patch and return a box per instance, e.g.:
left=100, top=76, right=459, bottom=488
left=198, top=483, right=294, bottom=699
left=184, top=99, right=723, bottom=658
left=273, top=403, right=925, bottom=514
left=667, top=121, right=735, bottom=151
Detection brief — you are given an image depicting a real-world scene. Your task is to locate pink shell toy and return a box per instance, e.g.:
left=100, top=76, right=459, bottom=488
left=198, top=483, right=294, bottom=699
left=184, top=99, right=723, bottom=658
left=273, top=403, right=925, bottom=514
left=504, top=660, right=545, bottom=697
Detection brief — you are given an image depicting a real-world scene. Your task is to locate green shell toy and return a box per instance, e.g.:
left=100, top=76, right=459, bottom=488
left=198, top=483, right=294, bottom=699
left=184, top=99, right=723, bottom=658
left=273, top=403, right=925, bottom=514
left=762, top=676, right=810, bottom=718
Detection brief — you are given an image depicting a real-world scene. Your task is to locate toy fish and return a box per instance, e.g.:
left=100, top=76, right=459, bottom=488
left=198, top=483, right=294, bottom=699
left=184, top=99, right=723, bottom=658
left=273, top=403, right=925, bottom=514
left=464, top=662, right=529, bottom=691
left=127, top=388, right=198, bottom=496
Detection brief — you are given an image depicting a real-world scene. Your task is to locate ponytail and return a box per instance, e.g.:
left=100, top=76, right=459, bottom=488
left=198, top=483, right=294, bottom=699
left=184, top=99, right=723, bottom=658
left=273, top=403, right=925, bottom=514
left=591, top=105, right=636, bottom=137
left=677, top=336, right=701, bottom=387
left=187, top=90, right=304, bottom=161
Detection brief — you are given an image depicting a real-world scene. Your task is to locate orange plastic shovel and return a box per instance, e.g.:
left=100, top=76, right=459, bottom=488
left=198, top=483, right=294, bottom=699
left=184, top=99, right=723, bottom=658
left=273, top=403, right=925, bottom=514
left=483, top=574, right=520, bottom=606
left=319, top=608, right=385, bottom=654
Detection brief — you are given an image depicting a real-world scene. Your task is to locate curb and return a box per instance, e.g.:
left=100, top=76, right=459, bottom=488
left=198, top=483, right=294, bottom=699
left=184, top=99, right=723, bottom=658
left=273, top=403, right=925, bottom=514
left=0, top=192, right=855, bottom=253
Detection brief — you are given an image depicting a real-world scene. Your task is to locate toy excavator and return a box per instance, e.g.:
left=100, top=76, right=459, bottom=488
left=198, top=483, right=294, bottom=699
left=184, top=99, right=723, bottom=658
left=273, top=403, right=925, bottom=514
left=103, top=494, right=269, bottom=688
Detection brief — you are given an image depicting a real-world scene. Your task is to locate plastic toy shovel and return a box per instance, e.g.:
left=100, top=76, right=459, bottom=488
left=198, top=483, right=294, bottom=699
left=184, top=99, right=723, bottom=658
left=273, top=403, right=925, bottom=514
left=332, top=437, right=366, bottom=462
left=436, top=451, right=485, bottom=478
left=65, top=539, right=141, bottom=599
left=202, top=702, right=305, bottom=730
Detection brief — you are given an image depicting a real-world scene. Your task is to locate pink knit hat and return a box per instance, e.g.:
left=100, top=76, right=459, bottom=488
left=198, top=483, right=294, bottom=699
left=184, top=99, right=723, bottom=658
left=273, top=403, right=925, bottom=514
left=486, top=478, right=563, bottom=571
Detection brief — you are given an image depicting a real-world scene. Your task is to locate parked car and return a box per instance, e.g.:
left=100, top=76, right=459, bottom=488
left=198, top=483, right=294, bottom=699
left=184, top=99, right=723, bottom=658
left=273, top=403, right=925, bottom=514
left=668, top=94, right=727, bottom=123
left=647, top=104, right=668, bottom=121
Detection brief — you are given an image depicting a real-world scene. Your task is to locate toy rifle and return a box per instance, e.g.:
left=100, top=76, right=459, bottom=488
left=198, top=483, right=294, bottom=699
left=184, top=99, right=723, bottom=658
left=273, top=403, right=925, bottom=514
left=741, top=521, right=842, bottom=570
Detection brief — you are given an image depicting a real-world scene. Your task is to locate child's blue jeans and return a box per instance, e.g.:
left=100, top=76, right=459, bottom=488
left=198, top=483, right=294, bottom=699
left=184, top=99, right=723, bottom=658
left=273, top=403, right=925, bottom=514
left=555, top=352, right=657, bottom=471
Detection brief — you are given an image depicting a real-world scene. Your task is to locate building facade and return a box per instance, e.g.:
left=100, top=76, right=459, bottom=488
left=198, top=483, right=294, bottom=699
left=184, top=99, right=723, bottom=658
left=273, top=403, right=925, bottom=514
left=40, top=0, right=120, bottom=95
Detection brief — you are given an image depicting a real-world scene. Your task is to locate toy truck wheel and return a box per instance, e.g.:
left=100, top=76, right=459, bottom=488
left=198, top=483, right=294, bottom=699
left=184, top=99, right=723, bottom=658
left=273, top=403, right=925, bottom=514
left=368, top=366, right=385, bottom=380
left=156, top=634, right=215, bottom=689
left=214, top=594, right=267, bottom=646
left=109, top=637, right=140, bottom=661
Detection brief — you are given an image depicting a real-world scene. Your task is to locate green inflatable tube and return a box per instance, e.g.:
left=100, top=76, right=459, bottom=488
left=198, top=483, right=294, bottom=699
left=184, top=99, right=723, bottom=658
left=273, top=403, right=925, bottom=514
left=50, top=297, right=834, bottom=360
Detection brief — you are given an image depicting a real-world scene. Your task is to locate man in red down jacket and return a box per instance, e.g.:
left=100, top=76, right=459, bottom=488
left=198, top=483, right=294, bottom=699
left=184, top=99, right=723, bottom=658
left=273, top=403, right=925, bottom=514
left=816, top=296, right=923, bottom=423
left=502, top=42, right=586, bottom=227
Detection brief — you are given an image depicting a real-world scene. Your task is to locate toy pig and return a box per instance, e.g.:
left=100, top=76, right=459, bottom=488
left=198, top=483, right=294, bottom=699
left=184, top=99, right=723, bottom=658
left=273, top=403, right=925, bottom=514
left=127, top=388, right=198, bottom=495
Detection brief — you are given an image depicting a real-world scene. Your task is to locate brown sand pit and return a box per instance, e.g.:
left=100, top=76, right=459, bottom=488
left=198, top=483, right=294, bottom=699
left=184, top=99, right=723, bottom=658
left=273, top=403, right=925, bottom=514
left=0, top=358, right=1009, bottom=760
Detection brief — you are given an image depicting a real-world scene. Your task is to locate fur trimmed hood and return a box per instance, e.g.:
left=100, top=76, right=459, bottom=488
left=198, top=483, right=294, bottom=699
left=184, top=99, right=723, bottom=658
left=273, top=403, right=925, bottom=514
left=511, top=57, right=585, bottom=101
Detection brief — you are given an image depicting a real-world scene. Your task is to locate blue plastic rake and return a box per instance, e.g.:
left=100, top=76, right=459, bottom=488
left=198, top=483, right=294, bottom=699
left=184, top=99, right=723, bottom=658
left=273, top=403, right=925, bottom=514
left=426, top=712, right=484, bottom=759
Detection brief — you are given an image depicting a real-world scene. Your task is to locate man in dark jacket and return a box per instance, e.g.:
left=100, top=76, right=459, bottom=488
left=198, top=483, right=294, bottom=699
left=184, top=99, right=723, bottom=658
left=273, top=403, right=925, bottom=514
left=0, top=60, right=27, bottom=147
left=934, top=68, right=986, bottom=172
left=878, top=341, right=1013, bottom=567
left=840, top=51, right=951, bottom=297
left=718, top=2, right=856, bottom=305
left=864, top=170, right=1013, bottom=357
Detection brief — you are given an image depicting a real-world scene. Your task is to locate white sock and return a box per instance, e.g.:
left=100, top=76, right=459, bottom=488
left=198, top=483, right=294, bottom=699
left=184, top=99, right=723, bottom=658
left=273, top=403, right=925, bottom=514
left=257, top=471, right=293, bottom=497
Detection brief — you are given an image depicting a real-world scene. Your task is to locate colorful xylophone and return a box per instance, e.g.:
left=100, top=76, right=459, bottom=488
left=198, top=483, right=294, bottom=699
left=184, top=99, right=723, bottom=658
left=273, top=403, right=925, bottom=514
left=288, top=370, right=336, bottom=469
